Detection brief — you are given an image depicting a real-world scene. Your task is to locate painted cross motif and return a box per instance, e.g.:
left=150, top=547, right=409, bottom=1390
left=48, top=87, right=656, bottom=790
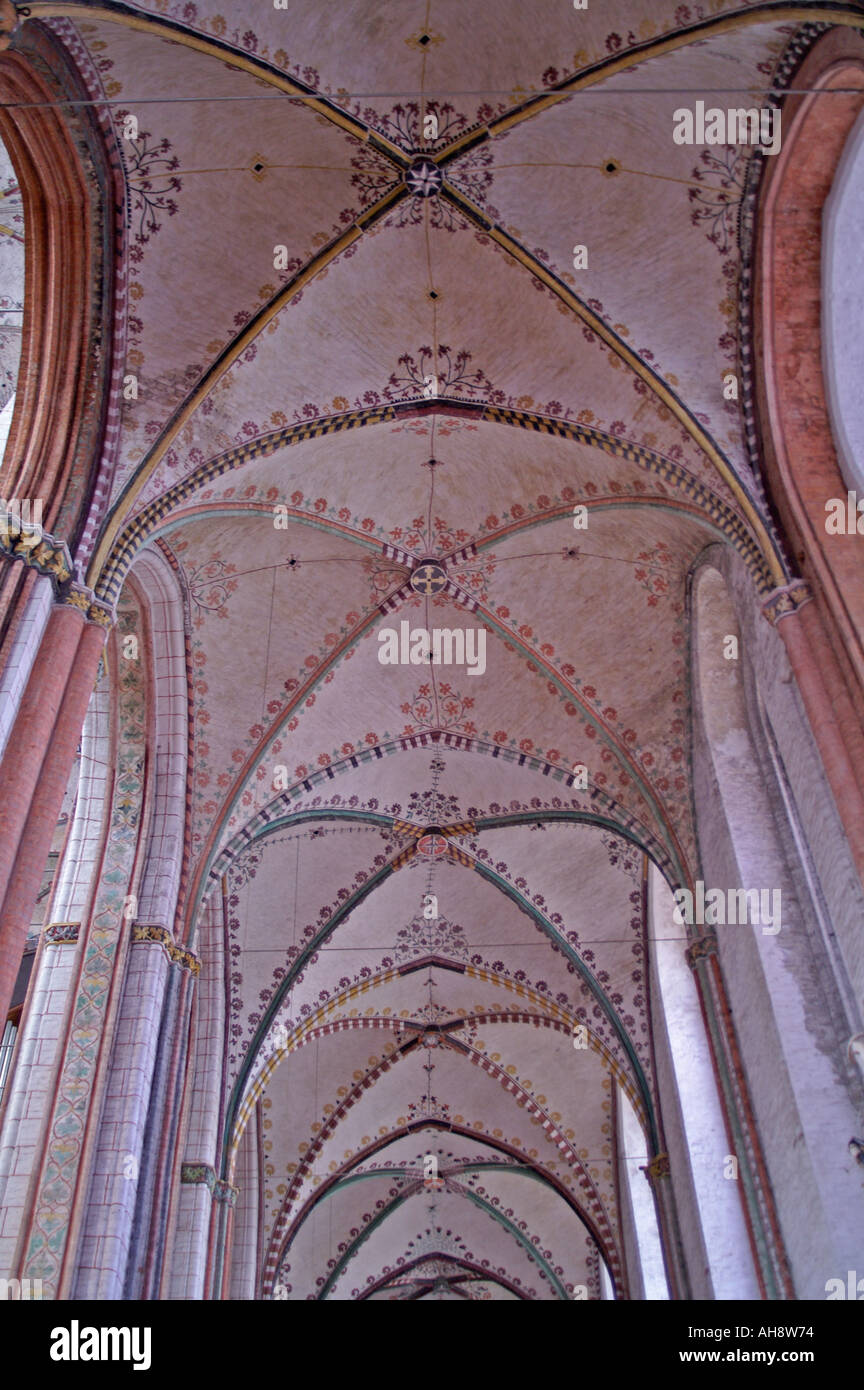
left=411, top=562, right=447, bottom=596
left=417, top=832, right=449, bottom=859
left=390, top=818, right=477, bottom=871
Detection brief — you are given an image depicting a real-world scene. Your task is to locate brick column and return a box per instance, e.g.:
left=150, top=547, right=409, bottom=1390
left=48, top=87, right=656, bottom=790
left=0, top=602, right=106, bottom=1025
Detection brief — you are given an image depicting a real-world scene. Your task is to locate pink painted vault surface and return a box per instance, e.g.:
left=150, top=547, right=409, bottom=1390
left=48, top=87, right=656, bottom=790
left=36, top=0, right=825, bottom=1299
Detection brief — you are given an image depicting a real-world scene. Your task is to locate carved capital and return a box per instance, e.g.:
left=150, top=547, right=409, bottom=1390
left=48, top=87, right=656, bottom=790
left=685, top=931, right=718, bottom=969
left=180, top=1161, right=215, bottom=1193
left=642, top=1152, right=671, bottom=1184
left=0, top=510, right=77, bottom=589
left=761, top=579, right=813, bottom=627
left=43, top=921, right=80, bottom=946
left=87, top=598, right=114, bottom=628
left=132, top=923, right=201, bottom=975
left=179, top=1162, right=236, bottom=1204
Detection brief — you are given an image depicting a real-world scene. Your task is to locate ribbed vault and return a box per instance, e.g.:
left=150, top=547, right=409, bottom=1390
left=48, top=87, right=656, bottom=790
left=33, top=0, right=853, bottom=1298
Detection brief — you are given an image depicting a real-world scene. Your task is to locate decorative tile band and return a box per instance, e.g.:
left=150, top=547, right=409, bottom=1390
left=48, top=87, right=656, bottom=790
left=131, top=923, right=201, bottom=976
left=43, top=922, right=81, bottom=946
left=761, top=580, right=814, bottom=627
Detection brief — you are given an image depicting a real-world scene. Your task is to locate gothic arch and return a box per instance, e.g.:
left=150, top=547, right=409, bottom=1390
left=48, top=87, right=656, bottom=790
left=754, top=25, right=864, bottom=870
left=0, top=20, right=118, bottom=563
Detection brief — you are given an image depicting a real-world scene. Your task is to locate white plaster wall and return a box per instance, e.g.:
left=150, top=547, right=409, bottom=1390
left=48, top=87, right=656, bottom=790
left=0, top=578, right=53, bottom=764
left=650, top=863, right=759, bottom=1299
left=647, top=937, right=711, bottom=1300
left=823, top=105, right=864, bottom=496
left=0, top=392, right=15, bottom=461
left=618, top=1090, right=668, bottom=1300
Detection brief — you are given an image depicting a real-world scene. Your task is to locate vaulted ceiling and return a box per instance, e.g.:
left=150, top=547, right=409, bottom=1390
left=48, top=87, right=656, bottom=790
left=41, top=0, right=822, bottom=1297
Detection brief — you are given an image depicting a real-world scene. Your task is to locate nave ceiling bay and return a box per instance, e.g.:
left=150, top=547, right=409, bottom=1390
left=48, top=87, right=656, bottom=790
left=222, top=798, right=652, bottom=1300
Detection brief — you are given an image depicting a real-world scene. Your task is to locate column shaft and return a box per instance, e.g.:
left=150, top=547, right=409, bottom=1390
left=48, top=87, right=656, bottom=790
left=0, top=606, right=104, bottom=1025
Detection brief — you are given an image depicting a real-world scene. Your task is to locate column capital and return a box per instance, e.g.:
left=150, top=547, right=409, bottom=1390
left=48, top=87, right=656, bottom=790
left=761, top=579, right=814, bottom=626
left=685, top=930, right=718, bottom=969
left=0, top=510, right=71, bottom=584
left=65, top=584, right=114, bottom=629
left=180, top=1162, right=237, bottom=1205
left=0, top=512, right=114, bottom=626
left=43, top=921, right=80, bottom=946
left=131, top=923, right=201, bottom=976
left=641, top=1152, right=671, bottom=1184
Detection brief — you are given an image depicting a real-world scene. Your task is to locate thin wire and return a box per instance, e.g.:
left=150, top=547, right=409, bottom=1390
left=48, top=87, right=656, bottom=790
left=201, top=556, right=372, bottom=582
left=4, top=86, right=864, bottom=108
left=491, top=546, right=682, bottom=571
left=242, top=938, right=686, bottom=950
left=125, top=163, right=368, bottom=178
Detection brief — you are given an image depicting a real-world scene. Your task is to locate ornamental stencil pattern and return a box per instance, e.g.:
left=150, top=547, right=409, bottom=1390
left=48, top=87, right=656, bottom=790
left=117, top=117, right=183, bottom=250
left=688, top=146, right=748, bottom=257
left=393, top=914, right=470, bottom=964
